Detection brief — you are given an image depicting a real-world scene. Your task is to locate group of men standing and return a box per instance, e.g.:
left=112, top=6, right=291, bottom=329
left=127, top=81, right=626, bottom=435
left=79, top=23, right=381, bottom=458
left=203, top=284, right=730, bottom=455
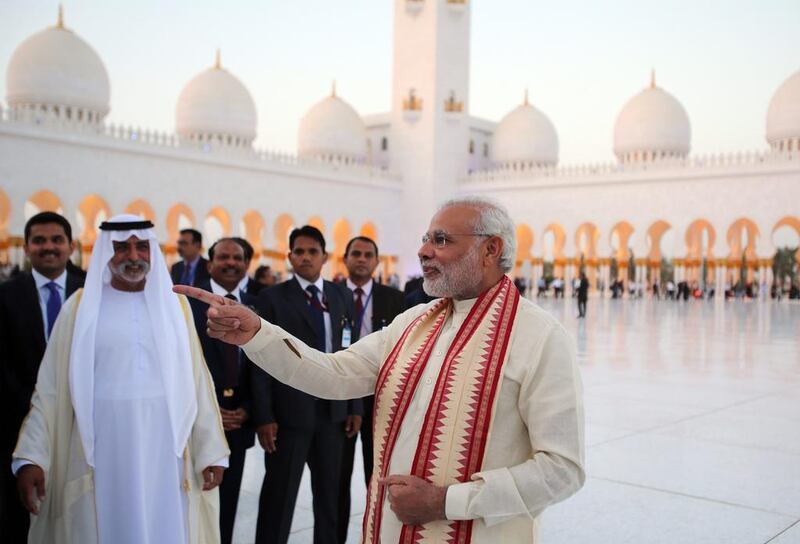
left=1, top=196, right=585, bottom=544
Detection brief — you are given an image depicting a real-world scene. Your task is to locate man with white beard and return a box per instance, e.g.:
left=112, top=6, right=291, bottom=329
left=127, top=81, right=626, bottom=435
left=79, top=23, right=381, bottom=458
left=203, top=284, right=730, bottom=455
left=177, top=197, right=585, bottom=543
left=14, top=214, right=229, bottom=544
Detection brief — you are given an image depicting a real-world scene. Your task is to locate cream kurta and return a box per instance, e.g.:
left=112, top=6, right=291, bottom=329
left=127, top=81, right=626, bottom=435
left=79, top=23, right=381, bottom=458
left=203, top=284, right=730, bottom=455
left=14, top=290, right=229, bottom=544
left=243, top=294, right=585, bottom=543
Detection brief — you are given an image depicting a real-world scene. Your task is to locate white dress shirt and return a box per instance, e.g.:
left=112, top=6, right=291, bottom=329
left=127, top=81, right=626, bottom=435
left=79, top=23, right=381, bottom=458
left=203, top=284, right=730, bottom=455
left=294, top=275, right=332, bottom=353
left=346, top=278, right=373, bottom=337
left=31, top=268, right=67, bottom=341
left=210, top=278, right=241, bottom=302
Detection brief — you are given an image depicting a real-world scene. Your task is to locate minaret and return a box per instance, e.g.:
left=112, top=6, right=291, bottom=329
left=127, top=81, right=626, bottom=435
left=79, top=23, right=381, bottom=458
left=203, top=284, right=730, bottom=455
left=390, top=0, right=471, bottom=278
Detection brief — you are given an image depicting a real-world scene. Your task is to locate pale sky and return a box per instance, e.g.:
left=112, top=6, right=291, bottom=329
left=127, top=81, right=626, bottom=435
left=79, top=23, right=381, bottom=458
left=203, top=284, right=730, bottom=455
left=1, top=0, right=798, bottom=164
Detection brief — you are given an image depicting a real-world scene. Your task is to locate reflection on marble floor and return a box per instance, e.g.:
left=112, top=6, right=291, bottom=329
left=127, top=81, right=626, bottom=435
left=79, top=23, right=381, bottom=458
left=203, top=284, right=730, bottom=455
left=233, top=298, right=800, bottom=544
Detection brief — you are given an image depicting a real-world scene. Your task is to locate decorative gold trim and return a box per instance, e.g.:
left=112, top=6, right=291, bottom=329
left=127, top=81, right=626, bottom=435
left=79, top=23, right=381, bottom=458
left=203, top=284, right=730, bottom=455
left=443, top=91, right=463, bottom=113
left=403, top=89, right=423, bottom=112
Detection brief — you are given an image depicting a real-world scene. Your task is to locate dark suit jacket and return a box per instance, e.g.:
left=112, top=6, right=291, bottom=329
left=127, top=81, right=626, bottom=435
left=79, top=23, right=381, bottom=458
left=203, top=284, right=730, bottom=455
left=252, top=277, right=362, bottom=430
left=188, top=281, right=263, bottom=452
left=0, top=271, right=84, bottom=455
left=171, top=257, right=210, bottom=286
left=369, top=282, right=406, bottom=333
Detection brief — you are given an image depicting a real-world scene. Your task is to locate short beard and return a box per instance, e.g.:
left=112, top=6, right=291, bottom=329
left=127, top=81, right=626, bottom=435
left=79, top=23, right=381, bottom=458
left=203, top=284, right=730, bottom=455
left=422, top=242, right=483, bottom=299
left=109, top=259, right=150, bottom=284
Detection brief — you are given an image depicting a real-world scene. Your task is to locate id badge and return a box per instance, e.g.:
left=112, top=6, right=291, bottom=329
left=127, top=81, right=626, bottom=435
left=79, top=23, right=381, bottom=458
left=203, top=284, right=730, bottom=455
left=342, top=325, right=352, bottom=348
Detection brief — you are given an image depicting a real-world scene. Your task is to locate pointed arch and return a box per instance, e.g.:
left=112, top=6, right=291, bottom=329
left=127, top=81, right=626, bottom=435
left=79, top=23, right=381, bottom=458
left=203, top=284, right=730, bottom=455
left=273, top=214, right=296, bottom=255
left=685, top=219, right=716, bottom=260
left=0, top=188, right=10, bottom=235
left=25, top=190, right=63, bottom=218
left=726, top=218, right=759, bottom=261
left=609, top=221, right=634, bottom=262
left=76, top=194, right=111, bottom=246
left=575, top=222, right=600, bottom=260
left=360, top=222, right=378, bottom=243
left=646, top=220, right=672, bottom=261
left=241, top=210, right=265, bottom=265
left=516, top=224, right=534, bottom=261
left=307, top=216, right=326, bottom=234
left=542, top=223, right=566, bottom=260
left=124, top=199, right=156, bottom=222
left=331, top=218, right=352, bottom=276
left=166, top=204, right=196, bottom=245
left=204, top=207, right=231, bottom=246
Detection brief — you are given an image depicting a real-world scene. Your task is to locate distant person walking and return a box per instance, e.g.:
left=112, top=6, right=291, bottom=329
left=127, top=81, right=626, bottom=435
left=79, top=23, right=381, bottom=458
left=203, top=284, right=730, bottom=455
left=577, top=272, right=589, bottom=318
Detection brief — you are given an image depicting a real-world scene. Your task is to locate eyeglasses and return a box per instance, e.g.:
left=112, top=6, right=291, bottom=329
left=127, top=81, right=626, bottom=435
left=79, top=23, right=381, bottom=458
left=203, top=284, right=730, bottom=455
left=421, top=231, right=491, bottom=249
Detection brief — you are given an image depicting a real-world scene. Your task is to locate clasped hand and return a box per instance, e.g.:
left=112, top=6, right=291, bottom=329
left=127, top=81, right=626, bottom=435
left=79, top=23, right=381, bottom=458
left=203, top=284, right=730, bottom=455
left=379, top=474, right=447, bottom=526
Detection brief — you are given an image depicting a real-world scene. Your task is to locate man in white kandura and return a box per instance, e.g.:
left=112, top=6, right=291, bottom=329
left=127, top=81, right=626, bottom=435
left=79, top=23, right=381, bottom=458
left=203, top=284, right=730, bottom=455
left=14, top=214, right=229, bottom=544
left=177, top=197, right=585, bottom=543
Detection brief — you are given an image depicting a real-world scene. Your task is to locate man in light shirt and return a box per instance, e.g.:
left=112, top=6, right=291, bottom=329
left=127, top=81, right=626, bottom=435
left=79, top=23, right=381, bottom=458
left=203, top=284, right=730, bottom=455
left=177, top=197, right=585, bottom=543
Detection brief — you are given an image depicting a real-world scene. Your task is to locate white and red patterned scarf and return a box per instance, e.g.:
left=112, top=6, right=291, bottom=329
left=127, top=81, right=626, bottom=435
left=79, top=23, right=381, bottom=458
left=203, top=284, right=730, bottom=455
left=363, top=276, right=520, bottom=543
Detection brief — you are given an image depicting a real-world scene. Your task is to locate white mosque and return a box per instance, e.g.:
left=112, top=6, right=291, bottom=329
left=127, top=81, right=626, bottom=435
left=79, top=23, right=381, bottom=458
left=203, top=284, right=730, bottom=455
left=1, top=1, right=798, bottom=291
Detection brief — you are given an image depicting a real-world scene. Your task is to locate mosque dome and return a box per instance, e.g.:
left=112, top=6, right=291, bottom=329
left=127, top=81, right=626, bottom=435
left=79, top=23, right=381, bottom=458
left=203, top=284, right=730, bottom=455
left=6, top=8, right=110, bottom=123
left=492, top=91, right=559, bottom=168
left=298, top=84, right=367, bottom=163
left=766, top=69, right=800, bottom=152
left=176, top=51, right=257, bottom=147
left=613, top=72, right=691, bottom=163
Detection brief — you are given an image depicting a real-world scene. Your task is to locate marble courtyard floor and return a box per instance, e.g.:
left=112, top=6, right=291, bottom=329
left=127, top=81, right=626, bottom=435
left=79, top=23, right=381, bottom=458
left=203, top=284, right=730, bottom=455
left=233, top=297, right=800, bottom=543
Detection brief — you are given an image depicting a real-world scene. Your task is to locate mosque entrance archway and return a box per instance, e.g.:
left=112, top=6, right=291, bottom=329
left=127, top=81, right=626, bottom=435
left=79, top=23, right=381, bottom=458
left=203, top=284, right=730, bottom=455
left=308, top=216, right=326, bottom=235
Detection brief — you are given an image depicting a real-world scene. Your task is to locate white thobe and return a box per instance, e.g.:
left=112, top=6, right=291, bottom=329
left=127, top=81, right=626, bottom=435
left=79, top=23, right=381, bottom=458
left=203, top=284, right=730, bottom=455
left=93, top=287, right=187, bottom=544
left=243, top=295, right=585, bottom=543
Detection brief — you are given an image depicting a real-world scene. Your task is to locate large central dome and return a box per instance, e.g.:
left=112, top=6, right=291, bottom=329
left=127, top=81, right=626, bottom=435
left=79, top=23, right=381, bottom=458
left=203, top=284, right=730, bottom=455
left=613, top=73, right=691, bottom=163
left=176, top=52, right=257, bottom=148
left=6, top=8, right=110, bottom=123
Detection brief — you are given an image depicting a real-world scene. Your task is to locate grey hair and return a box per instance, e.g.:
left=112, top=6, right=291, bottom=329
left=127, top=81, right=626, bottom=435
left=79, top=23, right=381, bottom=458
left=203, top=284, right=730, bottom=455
left=438, top=196, right=516, bottom=273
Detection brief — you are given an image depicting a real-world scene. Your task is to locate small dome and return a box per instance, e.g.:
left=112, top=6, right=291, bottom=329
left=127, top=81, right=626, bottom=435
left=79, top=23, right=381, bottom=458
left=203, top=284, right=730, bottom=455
left=6, top=8, right=110, bottom=121
left=176, top=51, right=257, bottom=147
left=492, top=91, right=559, bottom=167
left=614, top=72, right=691, bottom=163
left=766, top=69, right=800, bottom=151
left=298, top=84, right=367, bottom=162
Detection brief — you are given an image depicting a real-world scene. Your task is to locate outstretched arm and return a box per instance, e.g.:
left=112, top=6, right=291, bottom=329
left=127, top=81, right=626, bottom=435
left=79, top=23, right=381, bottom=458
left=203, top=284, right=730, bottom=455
left=173, top=284, right=402, bottom=400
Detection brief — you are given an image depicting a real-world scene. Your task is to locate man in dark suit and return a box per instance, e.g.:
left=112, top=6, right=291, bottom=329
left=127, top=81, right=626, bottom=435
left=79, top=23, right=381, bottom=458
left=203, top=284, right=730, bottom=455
left=0, top=212, right=84, bottom=543
left=253, top=225, right=362, bottom=544
left=188, top=238, right=263, bottom=544
left=337, top=236, right=405, bottom=544
left=171, top=228, right=210, bottom=286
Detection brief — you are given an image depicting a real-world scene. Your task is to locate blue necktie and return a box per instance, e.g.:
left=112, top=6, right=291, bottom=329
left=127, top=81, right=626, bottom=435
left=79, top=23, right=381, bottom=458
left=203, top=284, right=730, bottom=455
left=44, top=282, right=62, bottom=337
left=305, top=285, right=327, bottom=352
